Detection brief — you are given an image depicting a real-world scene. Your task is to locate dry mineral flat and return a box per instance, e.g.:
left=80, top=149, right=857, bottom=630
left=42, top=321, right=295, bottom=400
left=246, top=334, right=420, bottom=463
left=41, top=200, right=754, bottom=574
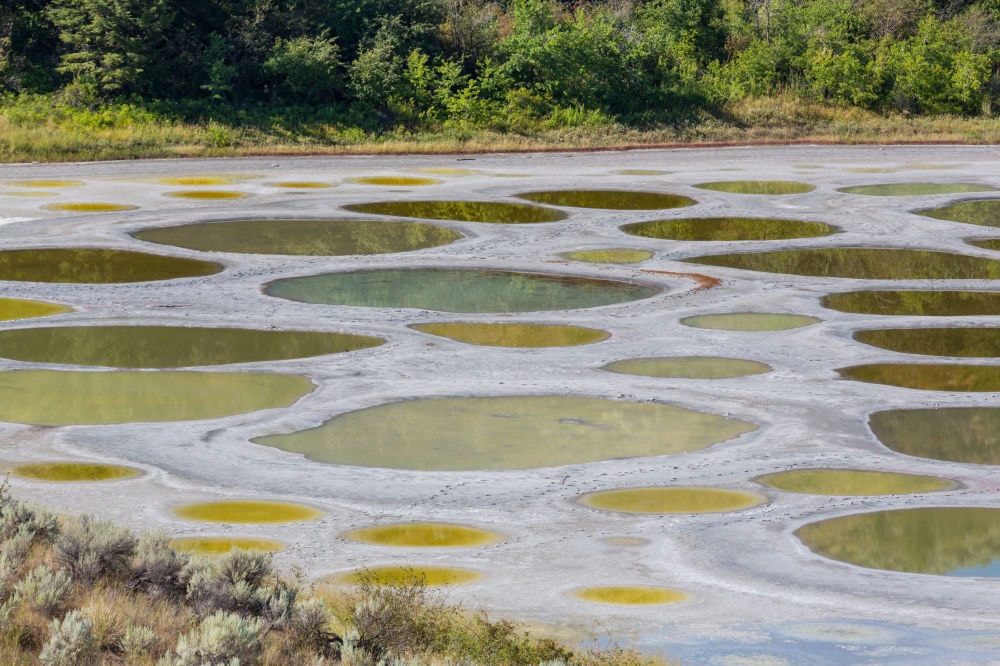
left=4, top=146, right=1000, bottom=665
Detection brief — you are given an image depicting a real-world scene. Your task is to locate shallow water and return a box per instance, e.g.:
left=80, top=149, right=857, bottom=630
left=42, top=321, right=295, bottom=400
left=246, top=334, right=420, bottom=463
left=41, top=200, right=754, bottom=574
left=8, top=180, right=83, bottom=188
left=0, top=297, right=70, bottom=320
left=410, top=322, right=608, bottom=347
left=693, top=181, right=815, bottom=195
left=681, top=313, right=819, bottom=331
left=916, top=199, right=1000, bottom=227
left=10, top=462, right=141, bottom=482
left=43, top=203, right=137, bottom=212
left=165, top=190, right=249, bottom=199
left=603, top=356, right=771, bottom=379
left=0, top=370, right=312, bottom=424
left=853, top=327, right=1000, bottom=357
left=754, top=469, right=956, bottom=495
left=822, top=290, right=1000, bottom=316
left=621, top=217, right=835, bottom=241
left=254, top=395, right=756, bottom=470
left=349, top=176, right=440, bottom=186
left=331, top=565, right=481, bottom=586
left=344, top=200, right=565, bottom=223
left=266, top=268, right=658, bottom=313
left=869, top=407, right=1000, bottom=465
left=796, top=508, right=1000, bottom=576
left=0, top=248, right=221, bottom=283
left=516, top=190, right=696, bottom=210
left=685, top=248, right=1000, bottom=280
left=169, top=537, right=285, bottom=554
left=579, top=487, right=766, bottom=513
left=133, top=218, right=462, bottom=255
left=838, top=183, right=994, bottom=196
left=174, top=500, right=322, bottom=523
left=156, top=176, right=248, bottom=186
left=562, top=248, right=654, bottom=264
left=343, top=523, right=502, bottom=547
left=573, top=586, right=687, bottom=605
left=838, top=363, right=1000, bottom=391
left=268, top=181, right=333, bottom=188
left=966, top=238, right=1000, bottom=252
left=0, top=325, right=382, bottom=367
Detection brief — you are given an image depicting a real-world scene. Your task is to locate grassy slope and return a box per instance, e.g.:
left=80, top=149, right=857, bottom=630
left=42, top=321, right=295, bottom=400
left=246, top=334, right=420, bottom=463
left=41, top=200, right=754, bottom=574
left=2, top=96, right=1000, bottom=163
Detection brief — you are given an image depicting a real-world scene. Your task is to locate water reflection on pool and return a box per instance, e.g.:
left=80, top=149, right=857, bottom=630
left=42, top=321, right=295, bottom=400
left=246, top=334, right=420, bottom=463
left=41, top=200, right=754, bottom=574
left=869, top=407, right=1000, bottom=465
left=133, top=218, right=462, bottom=255
left=266, top=269, right=659, bottom=312
left=854, top=327, right=1000, bottom=357
left=0, top=325, right=383, bottom=367
left=838, top=363, right=1000, bottom=391
left=822, top=290, right=1000, bottom=316
left=686, top=248, right=1000, bottom=279
left=254, top=395, right=756, bottom=470
left=796, top=508, right=1000, bottom=576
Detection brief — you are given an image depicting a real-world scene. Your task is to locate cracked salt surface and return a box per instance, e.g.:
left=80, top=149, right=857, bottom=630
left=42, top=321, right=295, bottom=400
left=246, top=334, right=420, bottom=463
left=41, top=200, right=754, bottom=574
left=2, top=145, right=1000, bottom=663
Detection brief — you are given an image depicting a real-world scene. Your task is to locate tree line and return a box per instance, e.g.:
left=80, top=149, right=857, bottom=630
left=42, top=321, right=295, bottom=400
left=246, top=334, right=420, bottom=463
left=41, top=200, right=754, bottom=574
left=2, top=0, right=999, bottom=130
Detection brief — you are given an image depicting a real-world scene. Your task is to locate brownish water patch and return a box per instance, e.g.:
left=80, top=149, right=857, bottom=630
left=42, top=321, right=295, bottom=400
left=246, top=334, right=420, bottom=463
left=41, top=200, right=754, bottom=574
left=838, top=363, right=1000, bottom=391
left=174, top=500, right=322, bottom=523
left=410, top=322, right=608, bottom=347
left=43, top=203, right=137, bottom=212
left=754, top=469, right=956, bottom=495
left=869, top=407, right=1000, bottom=465
left=343, top=523, right=503, bottom=547
left=10, top=462, right=141, bottom=482
left=0, top=248, right=221, bottom=283
left=579, top=487, right=766, bottom=514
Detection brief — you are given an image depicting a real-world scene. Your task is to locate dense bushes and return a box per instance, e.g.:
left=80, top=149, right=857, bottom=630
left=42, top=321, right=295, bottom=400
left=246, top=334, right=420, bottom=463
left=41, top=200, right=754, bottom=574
left=3, top=0, right=999, bottom=132
left=0, top=484, right=650, bottom=665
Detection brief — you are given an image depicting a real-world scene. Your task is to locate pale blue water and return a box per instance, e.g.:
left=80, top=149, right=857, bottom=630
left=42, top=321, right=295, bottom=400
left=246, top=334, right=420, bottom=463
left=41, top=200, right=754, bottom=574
left=946, top=559, right=1000, bottom=578
left=615, top=621, right=1000, bottom=665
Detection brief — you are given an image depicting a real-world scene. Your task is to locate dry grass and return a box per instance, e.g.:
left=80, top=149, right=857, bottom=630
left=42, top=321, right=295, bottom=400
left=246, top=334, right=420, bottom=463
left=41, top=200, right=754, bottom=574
left=3, top=95, right=1000, bottom=163
left=75, top=585, right=192, bottom=656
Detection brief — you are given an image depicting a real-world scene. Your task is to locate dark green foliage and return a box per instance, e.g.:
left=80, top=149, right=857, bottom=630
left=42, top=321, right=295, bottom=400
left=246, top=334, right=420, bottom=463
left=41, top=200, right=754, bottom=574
left=263, top=31, right=344, bottom=104
left=446, top=612, right=574, bottom=666
left=46, top=0, right=174, bottom=98
left=2, top=0, right=999, bottom=127
left=346, top=569, right=449, bottom=661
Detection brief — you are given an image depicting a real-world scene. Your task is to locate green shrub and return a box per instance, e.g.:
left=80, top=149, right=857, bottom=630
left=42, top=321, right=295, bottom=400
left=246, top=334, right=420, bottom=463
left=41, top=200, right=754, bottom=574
left=0, top=481, right=59, bottom=544
left=38, top=610, right=95, bottom=666
left=805, top=45, right=881, bottom=107
left=55, top=515, right=137, bottom=585
left=263, top=31, right=344, bottom=104
left=129, top=531, right=189, bottom=599
left=121, top=623, right=158, bottom=660
left=348, top=20, right=407, bottom=117
left=14, top=565, right=72, bottom=616
left=880, top=16, right=991, bottom=114
left=0, top=527, right=36, bottom=590
left=444, top=612, right=573, bottom=666
left=162, top=610, right=264, bottom=666
left=184, top=548, right=304, bottom=631
left=345, top=570, right=449, bottom=661
left=291, top=597, right=338, bottom=656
